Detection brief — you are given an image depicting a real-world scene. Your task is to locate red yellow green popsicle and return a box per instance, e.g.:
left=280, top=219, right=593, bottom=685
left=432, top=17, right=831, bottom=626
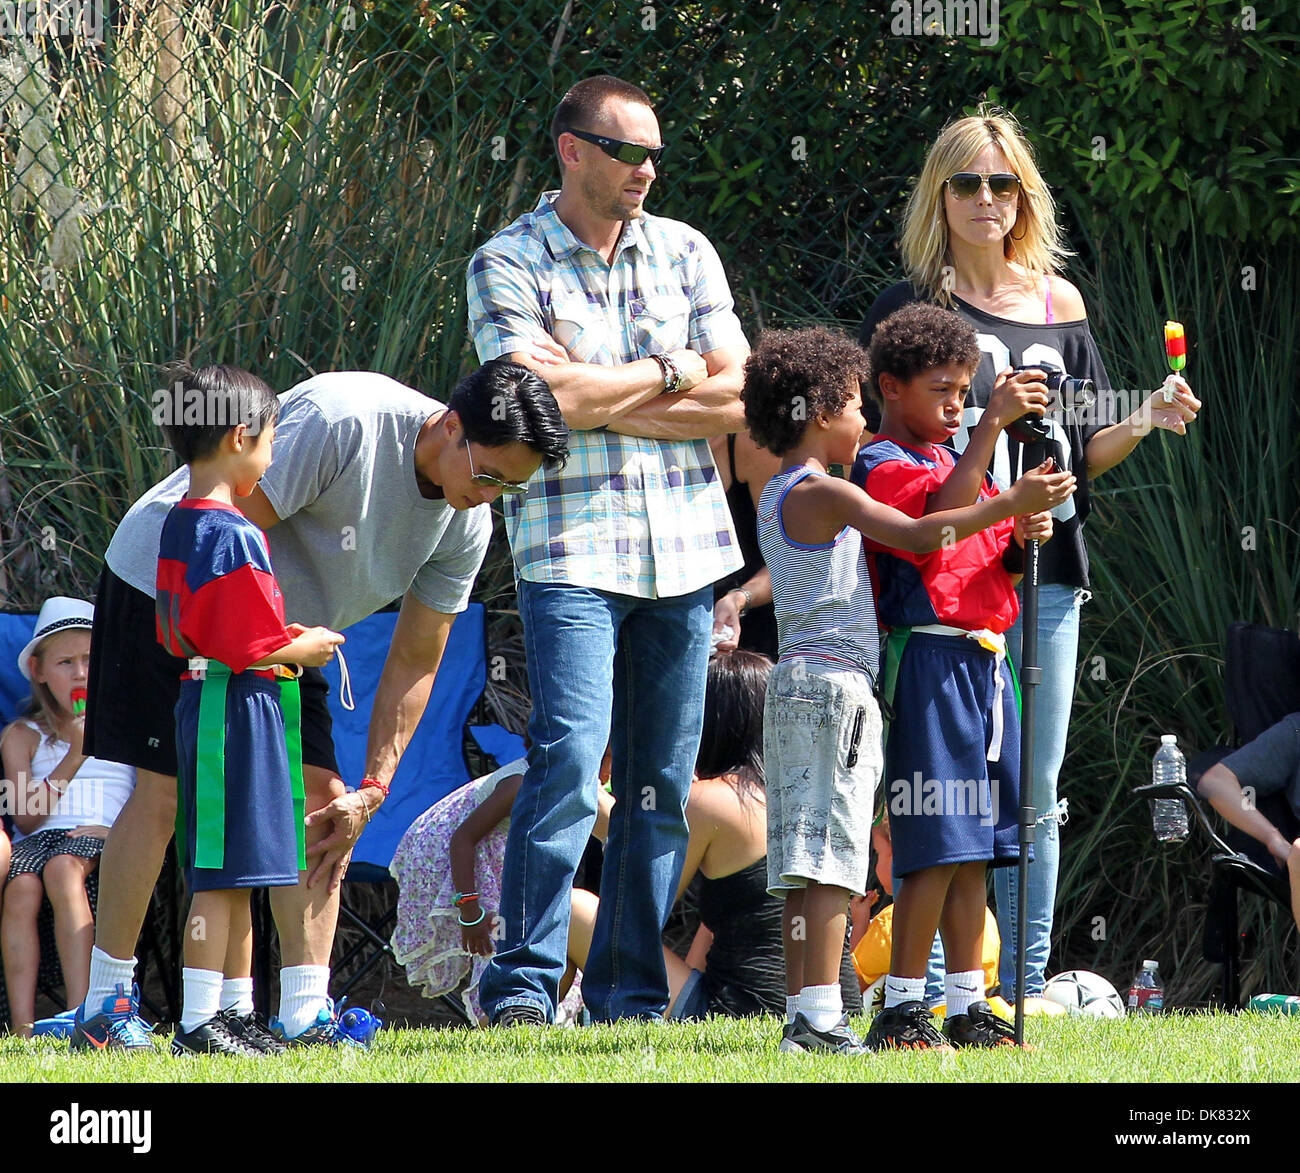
left=1164, top=321, right=1186, bottom=371
left=1163, top=321, right=1186, bottom=402
left=71, top=687, right=87, bottom=716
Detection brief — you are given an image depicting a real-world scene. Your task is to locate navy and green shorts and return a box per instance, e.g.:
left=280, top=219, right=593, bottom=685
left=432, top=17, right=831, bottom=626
left=175, top=666, right=306, bottom=892
left=882, top=631, right=1026, bottom=878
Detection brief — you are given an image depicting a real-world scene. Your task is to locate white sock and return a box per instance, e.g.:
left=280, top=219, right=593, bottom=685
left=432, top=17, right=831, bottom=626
left=221, top=977, right=255, bottom=1017
left=798, top=983, right=843, bottom=1033
left=276, top=965, right=331, bottom=1038
left=84, top=946, right=137, bottom=1013
left=945, top=969, right=984, bottom=1019
left=785, top=995, right=799, bottom=1025
left=884, top=974, right=926, bottom=1009
left=180, top=968, right=225, bottom=1033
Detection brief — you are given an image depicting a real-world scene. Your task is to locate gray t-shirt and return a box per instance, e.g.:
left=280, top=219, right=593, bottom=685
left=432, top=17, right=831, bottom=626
left=1221, top=713, right=1300, bottom=819
left=106, top=371, right=493, bottom=629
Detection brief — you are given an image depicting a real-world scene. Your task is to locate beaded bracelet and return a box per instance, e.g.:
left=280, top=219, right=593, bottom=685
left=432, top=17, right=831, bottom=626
left=453, top=891, right=479, bottom=907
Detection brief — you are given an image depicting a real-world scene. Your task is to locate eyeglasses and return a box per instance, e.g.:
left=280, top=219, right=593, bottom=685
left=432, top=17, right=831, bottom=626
left=464, top=438, right=529, bottom=495
left=564, top=127, right=665, bottom=168
left=945, top=172, right=1021, bottom=201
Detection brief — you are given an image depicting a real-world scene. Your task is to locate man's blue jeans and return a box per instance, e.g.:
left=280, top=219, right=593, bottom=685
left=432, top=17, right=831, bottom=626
left=478, top=580, right=712, bottom=1023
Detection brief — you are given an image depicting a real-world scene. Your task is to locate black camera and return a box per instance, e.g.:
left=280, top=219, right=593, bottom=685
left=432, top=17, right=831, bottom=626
left=1007, top=362, right=1096, bottom=443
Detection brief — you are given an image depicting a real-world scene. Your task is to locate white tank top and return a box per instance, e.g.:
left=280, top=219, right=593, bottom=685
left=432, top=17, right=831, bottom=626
left=12, top=720, right=135, bottom=837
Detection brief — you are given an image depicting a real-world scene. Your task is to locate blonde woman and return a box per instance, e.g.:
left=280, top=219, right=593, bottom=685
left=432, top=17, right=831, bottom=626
left=858, top=107, right=1199, bottom=1010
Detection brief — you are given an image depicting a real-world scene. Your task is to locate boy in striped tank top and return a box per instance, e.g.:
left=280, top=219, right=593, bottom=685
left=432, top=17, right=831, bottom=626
left=744, top=328, right=1073, bottom=1054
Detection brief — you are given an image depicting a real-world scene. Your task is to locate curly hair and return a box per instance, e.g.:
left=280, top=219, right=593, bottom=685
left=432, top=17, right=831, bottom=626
left=865, top=303, right=980, bottom=405
left=742, top=327, right=869, bottom=455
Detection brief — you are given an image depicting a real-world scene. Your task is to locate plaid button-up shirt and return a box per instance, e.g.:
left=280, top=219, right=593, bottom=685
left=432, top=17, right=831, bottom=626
left=467, top=191, right=748, bottom=598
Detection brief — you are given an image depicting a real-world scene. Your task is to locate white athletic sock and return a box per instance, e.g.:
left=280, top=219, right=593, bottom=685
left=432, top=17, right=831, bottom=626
left=884, top=974, right=926, bottom=1009
left=798, top=983, right=843, bottom=1033
left=180, top=968, right=225, bottom=1034
left=276, top=965, right=331, bottom=1038
left=945, top=969, right=984, bottom=1019
left=84, top=946, right=137, bottom=1013
left=785, top=995, right=799, bottom=1025
left=221, top=977, right=255, bottom=1017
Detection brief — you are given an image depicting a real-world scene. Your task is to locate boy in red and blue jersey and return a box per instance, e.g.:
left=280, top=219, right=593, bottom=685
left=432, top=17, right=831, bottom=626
left=851, top=304, right=1072, bottom=1050
left=154, top=366, right=344, bottom=1055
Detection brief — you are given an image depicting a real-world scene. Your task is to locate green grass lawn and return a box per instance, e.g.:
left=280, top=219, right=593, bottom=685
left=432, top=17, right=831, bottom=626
left=2, top=1010, right=1297, bottom=1083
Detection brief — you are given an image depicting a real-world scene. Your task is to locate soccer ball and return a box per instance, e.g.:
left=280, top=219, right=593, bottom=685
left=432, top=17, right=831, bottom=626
left=1043, top=970, right=1126, bottom=1018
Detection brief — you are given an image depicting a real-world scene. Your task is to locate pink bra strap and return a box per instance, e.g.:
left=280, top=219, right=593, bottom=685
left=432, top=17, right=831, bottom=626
left=1044, top=273, right=1054, bottom=324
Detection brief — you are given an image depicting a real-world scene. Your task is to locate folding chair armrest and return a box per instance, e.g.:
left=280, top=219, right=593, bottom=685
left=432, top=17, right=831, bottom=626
left=1210, top=852, right=1291, bottom=913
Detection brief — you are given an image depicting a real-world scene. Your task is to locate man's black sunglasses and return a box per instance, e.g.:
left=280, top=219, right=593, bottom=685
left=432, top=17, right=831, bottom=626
left=565, top=128, right=665, bottom=168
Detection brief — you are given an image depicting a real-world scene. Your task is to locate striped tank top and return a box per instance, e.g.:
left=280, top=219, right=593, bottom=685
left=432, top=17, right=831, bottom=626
left=756, top=465, right=881, bottom=680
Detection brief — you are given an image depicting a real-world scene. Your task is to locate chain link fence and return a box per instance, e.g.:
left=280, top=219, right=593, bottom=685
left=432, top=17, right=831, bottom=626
left=0, top=0, right=984, bottom=606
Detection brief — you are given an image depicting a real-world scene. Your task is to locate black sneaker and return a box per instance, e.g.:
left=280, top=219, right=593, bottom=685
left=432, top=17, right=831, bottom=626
left=492, top=1003, right=548, bottom=1027
left=944, top=1000, right=1032, bottom=1049
left=171, top=1015, right=264, bottom=1057
left=218, top=1009, right=287, bottom=1055
left=780, top=1012, right=867, bottom=1055
left=864, top=1001, right=954, bottom=1052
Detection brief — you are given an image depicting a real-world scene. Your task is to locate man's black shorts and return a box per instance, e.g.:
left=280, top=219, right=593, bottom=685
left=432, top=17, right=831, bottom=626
left=84, top=564, right=341, bottom=778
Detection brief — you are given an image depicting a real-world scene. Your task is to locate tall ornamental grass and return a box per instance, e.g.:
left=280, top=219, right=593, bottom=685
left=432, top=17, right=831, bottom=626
left=1055, top=223, right=1300, bottom=1003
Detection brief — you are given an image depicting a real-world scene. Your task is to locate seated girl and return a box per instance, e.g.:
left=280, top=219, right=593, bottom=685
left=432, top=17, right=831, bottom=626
left=1, top=598, right=135, bottom=1036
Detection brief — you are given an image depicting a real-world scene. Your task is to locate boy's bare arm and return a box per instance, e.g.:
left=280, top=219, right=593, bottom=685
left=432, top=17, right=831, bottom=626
left=924, top=371, right=1048, bottom=514
left=805, top=470, right=1074, bottom=554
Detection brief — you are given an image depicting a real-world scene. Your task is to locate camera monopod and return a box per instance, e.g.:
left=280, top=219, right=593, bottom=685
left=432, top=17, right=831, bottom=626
left=1005, top=378, right=1089, bottom=1048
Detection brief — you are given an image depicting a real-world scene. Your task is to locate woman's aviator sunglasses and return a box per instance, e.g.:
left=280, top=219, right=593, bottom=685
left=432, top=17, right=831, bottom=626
left=946, top=172, right=1021, bottom=201
left=565, top=127, right=666, bottom=168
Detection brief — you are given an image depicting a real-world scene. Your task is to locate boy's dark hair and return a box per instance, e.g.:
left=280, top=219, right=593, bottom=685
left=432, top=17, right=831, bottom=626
left=551, top=75, right=654, bottom=151
left=449, top=359, right=570, bottom=469
left=157, top=364, right=279, bottom=465
left=696, top=650, right=773, bottom=805
left=742, top=327, right=869, bottom=456
left=865, top=303, right=980, bottom=404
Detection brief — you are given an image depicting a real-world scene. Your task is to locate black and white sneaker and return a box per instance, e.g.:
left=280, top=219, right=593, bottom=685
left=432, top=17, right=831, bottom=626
left=171, top=1015, right=264, bottom=1057
left=864, top=1001, right=954, bottom=1052
left=944, top=1000, right=1032, bottom=1049
left=780, top=1012, right=867, bottom=1055
left=218, top=1008, right=287, bottom=1055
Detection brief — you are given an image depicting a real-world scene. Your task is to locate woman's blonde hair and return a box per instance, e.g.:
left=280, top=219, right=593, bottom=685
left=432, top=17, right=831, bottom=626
left=900, top=106, right=1072, bottom=305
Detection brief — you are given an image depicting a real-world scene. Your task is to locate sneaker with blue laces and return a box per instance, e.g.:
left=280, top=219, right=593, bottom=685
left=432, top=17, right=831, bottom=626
left=70, top=984, right=155, bottom=1051
left=270, top=998, right=368, bottom=1049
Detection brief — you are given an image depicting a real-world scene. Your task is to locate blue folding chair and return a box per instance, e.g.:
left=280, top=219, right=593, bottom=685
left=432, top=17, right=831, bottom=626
left=319, top=603, right=489, bottom=1000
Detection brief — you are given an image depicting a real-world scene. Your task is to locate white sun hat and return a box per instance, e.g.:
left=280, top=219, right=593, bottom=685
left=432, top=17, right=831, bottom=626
left=17, top=596, right=95, bottom=680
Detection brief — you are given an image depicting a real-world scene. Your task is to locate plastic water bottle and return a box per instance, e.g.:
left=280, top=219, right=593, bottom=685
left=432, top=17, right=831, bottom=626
left=1127, top=959, right=1165, bottom=1013
left=1150, top=734, right=1190, bottom=843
